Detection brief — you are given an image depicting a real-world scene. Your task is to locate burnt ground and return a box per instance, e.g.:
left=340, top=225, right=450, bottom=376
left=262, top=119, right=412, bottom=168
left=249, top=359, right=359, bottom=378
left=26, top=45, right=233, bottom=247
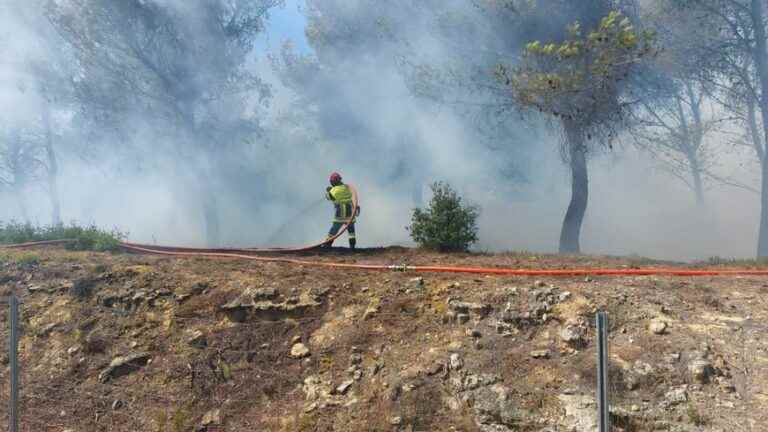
left=0, top=246, right=766, bottom=431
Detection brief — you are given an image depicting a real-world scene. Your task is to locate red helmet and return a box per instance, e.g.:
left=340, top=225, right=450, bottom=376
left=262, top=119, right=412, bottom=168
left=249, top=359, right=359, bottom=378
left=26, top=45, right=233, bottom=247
left=329, top=172, right=342, bottom=184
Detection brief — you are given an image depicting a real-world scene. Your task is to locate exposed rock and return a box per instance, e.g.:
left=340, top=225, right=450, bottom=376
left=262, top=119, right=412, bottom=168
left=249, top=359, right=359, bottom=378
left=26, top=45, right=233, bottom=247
left=334, top=379, right=354, bottom=395
left=663, top=387, right=688, bottom=407
left=456, top=313, right=470, bottom=324
left=472, top=383, right=530, bottom=429
left=290, top=343, right=310, bottom=359
left=389, top=416, right=402, bottom=425
left=201, top=409, right=221, bottom=426
left=558, top=291, right=572, bottom=302
left=530, top=350, right=550, bottom=359
left=221, top=290, right=321, bottom=322
left=502, top=300, right=549, bottom=329
left=132, top=290, right=148, bottom=304
left=250, top=287, right=278, bottom=301
left=448, top=299, right=492, bottom=318
left=38, top=322, right=61, bottom=337
left=447, top=371, right=532, bottom=431
left=633, top=360, right=654, bottom=376
left=409, top=277, right=425, bottom=289
left=649, top=320, right=668, bottom=335
left=98, top=353, right=151, bottom=383
left=449, top=373, right=502, bottom=392
left=303, top=375, right=328, bottom=401
left=449, top=353, right=463, bottom=371
left=689, top=359, right=715, bottom=384
left=558, top=394, right=597, bottom=431
left=493, top=320, right=517, bottom=337
left=559, top=319, right=587, bottom=347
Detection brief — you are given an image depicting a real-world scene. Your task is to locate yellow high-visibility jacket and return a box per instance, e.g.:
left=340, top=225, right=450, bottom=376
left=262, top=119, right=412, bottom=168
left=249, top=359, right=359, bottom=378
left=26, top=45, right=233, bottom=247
left=326, top=184, right=356, bottom=223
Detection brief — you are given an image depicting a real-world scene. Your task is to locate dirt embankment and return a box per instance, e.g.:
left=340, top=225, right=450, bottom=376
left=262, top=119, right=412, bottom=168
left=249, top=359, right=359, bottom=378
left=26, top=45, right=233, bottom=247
left=0, top=247, right=766, bottom=432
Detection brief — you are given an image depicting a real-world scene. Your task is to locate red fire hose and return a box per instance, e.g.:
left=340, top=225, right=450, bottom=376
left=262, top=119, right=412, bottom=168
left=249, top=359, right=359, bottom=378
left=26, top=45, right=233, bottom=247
left=120, top=184, right=361, bottom=254
left=109, top=243, right=768, bottom=276
left=5, top=184, right=768, bottom=276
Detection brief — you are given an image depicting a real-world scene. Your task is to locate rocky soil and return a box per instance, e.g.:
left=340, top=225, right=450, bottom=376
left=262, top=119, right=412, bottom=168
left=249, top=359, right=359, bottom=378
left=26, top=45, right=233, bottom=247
left=0, top=247, right=766, bottom=431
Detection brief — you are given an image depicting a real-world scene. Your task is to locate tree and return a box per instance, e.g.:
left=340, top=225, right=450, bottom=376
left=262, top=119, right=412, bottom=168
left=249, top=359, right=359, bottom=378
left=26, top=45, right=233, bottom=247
left=47, top=0, right=279, bottom=246
left=0, top=1, right=74, bottom=225
left=0, top=130, right=45, bottom=222
left=663, top=0, right=768, bottom=257
left=495, top=9, right=656, bottom=253
left=633, top=78, right=753, bottom=205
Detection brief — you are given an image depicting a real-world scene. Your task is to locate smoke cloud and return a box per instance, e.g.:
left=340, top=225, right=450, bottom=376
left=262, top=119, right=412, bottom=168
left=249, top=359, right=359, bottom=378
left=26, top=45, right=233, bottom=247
left=0, top=0, right=760, bottom=261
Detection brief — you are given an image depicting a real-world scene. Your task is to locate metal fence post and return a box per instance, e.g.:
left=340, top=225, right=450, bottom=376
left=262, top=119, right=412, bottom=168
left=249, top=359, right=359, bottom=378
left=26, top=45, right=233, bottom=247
left=9, top=295, right=19, bottom=432
left=596, top=311, right=610, bottom=432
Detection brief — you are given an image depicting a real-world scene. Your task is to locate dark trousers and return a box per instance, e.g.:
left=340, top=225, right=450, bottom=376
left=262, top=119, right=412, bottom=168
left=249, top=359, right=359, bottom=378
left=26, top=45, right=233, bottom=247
left=326, top=222, right=356, bottom=247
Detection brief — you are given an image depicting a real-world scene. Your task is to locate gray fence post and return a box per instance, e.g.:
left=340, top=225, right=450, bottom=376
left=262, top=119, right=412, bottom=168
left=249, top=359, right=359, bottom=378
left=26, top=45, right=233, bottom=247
left=2, top=295, right=19, bottom=432
left=596, top=311, right=610, bottom=432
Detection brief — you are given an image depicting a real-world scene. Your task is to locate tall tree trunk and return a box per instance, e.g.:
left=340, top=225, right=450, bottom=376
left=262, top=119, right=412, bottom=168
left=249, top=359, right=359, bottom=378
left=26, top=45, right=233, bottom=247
left=42, top=103, right=62, bottom=226
left=559, top=122, right=588, bottom=254
left=686, top=151, right=705, bottom=206
left=181, top=111, right=222, bottom=247
left=682, top=84, right=705, bottom=207
left=747, top=97, right=765, bottom=163
left=750, top=0, right=768, bottom=257
left=8, top=133, right=29, bottom=223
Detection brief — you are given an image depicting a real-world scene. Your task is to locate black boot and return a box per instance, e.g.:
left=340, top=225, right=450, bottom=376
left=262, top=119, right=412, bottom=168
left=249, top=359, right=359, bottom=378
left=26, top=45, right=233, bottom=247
left=349, top=238, right=356, bottom=250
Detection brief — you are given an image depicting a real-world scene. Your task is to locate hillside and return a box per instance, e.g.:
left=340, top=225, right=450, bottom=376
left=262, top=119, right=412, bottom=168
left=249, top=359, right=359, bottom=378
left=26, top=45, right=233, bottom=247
left=0, top=246, right=766, bottom=431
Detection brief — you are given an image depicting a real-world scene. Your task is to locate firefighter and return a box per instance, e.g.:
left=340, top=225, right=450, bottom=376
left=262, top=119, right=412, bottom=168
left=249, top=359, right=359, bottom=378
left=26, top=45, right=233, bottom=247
left=323, top=172, right=360, bottom=249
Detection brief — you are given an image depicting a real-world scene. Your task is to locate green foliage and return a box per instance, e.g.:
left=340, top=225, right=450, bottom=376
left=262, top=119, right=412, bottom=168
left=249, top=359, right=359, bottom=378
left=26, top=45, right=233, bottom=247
left=496, top=10, right=656, bottom=127
left=0, top=221, right=126, bottom=252
left=706, top=256, right=768, bottom=267
left=407, top=182, right=479, bottom=252
left=16, top=253, right=40, bottom=267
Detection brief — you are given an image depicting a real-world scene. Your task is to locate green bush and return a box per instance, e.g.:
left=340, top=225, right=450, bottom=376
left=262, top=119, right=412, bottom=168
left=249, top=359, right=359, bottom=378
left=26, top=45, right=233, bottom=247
left=0, top=221, right=126, bottom=252
left=407, top=182, right=480, bottom=252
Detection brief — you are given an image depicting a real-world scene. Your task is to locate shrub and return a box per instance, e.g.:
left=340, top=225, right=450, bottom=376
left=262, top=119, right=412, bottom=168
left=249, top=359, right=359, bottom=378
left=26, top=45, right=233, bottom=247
left=407, top=182, right=479, bottom=252
left=0, top=221, right=126, bottom=252
left=16, top=253, right=40, bottom=268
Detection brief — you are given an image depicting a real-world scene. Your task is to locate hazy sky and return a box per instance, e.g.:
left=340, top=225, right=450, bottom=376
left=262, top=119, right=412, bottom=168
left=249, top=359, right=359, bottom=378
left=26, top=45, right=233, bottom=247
left=255, top=0, right=310, bottom=53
